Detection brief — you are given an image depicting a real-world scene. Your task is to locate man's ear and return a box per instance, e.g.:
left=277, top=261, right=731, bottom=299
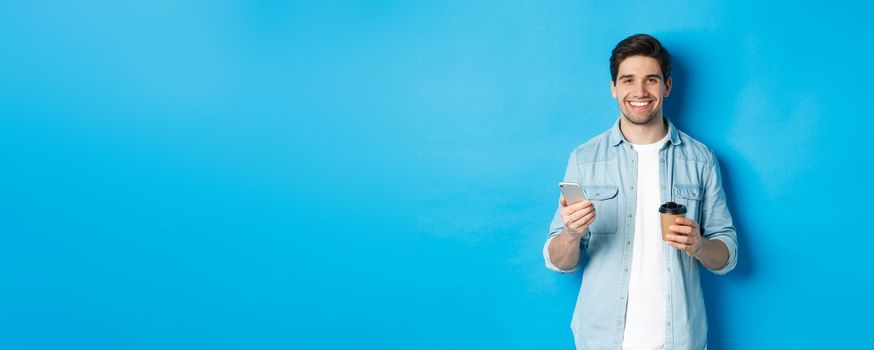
left=611, top=80, right=617, bottom=99
left=664, top=77, right=672, bottom=97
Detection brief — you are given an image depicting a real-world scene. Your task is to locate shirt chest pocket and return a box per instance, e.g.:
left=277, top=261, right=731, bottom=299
left=674, top=184, right=702, bottom=223
left=582, top=185, right=619, bottom=235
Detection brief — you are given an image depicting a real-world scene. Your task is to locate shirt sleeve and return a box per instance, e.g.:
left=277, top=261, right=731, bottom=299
left=543, top=149, right=588, bottom=273
left=700, top=151, right=738, bottom=275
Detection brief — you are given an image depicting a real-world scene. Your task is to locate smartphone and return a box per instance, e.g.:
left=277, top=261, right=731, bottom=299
left=559, top=182, right=587, bottom=205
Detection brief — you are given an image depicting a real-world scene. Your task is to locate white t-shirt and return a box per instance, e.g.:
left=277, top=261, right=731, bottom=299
left=622, top=134, right=669, bottom=350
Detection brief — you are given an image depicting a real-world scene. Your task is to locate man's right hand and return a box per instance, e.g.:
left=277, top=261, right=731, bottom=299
left=559, top=196, right=596, bottom=239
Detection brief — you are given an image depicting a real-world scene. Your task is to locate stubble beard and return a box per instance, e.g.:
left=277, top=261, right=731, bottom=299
left=620, top=108, right=662, bottom=127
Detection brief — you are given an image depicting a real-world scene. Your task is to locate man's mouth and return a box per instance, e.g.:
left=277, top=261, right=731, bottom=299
left=627, top=100, right=652, bottom=110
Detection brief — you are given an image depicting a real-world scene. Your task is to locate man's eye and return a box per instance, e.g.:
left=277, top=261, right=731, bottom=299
left=648, top=78, right=658, bottom=83
left=623, top=79, right=632, bottom=84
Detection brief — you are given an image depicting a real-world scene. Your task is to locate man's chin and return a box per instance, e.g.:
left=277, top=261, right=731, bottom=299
left=622, top=112, right=660, bottom=126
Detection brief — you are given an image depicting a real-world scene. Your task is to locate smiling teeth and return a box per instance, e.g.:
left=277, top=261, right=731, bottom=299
left=630, top=101, right=649, bottom=107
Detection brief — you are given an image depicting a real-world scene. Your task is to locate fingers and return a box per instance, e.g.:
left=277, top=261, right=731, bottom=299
left=566, top=205, right=594, bottom=222
left=667, top=241, right=694, bottom=254
left=584, top=212, right=596, bottom=226
left=568, top=200, right=592, bottom=211
left=560, top=200, right=593, bottom=219
left=664, top=233, right=692, bottom=244
left=559, top=196, right=567, bottom=208
left=665, top=233, right=698, bottom=257
left=674, top=217, right=699, bottom=228
left=666, top=219, right=700, bottom=256
left=668, top=224, right=693, bottom=235
left=563, top=207, right=594, bottom=228
left=568, top=200, right=593, bottom=211
left=568, top=211, right=596, bottom=231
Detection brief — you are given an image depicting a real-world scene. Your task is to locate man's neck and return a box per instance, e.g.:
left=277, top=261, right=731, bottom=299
left=620, top=116, right=669, bottom=145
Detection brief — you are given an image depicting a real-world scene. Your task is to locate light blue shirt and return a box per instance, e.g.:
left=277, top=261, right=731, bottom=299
left=544, top=117, right=738, bottom=349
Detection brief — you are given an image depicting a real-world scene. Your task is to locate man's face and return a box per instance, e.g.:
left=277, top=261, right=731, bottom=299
left=611, top=55, right=672, bottom=126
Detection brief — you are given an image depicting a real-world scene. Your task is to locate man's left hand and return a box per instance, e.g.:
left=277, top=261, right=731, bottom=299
left=665, top=217, right=704, bottom=257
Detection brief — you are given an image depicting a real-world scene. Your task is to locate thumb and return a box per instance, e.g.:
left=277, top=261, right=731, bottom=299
left=559, top=196, right=568, bottom=207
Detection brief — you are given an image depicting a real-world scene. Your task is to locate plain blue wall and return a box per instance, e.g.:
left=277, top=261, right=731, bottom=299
left=2, top=1, right=872, bottom=349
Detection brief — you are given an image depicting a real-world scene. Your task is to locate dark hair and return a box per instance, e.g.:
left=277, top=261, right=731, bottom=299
left=610, top=34, right=671, bottom=83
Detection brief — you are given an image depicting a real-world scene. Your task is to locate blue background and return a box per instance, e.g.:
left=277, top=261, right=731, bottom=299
left=2, top=1, right=872, bottom=349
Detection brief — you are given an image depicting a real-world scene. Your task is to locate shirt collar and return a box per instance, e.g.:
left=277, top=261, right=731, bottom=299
left=608, top=116, right=682, bottom=147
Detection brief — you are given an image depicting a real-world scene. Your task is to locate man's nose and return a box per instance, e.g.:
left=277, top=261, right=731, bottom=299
left=634, top=81, right=647, bottom=96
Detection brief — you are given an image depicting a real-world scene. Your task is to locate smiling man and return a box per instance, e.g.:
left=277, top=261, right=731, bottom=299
left=543, top=34, right=738, bottom=349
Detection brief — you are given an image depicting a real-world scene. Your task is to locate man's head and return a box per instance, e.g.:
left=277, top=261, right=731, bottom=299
left=609, top=34, right=672, bottom=127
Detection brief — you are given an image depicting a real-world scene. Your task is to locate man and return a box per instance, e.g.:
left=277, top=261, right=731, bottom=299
left=543, top=34, right=738, bottom=349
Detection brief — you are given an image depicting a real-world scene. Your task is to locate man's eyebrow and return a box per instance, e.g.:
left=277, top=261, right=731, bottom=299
left=617, top=74, right=663, bottom=80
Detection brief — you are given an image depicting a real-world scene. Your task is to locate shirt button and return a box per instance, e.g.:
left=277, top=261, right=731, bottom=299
left=628, top=214, right=633, bottom=218
left=627, top=241, right=631, bottom=245
left=630, top=186, right=635, bottom=191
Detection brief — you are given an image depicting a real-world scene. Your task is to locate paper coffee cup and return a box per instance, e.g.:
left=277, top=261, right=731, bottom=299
left=659, top=202, right=687, bottom=241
